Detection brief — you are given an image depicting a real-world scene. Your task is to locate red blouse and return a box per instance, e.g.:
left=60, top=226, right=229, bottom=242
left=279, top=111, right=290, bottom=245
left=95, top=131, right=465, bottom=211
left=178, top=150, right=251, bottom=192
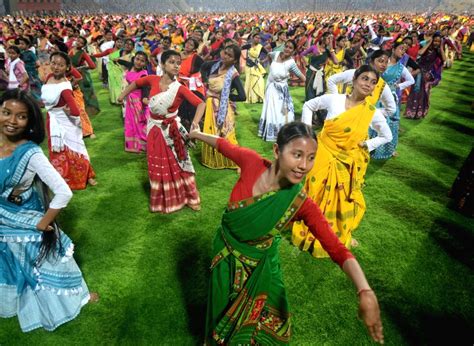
left=216, top=138, right=354, bottom=267
left=69, top=51, right=96, bottom=69
left=93, top=48, right=115, bottom=58
left=135, top=75, right=203, bottom=115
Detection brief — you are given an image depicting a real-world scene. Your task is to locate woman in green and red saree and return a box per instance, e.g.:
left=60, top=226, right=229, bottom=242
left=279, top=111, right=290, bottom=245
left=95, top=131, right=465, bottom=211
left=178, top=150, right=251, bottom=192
left=69, top=37, right=100, bottom=116
left=189, top=122, right=384, bottom=345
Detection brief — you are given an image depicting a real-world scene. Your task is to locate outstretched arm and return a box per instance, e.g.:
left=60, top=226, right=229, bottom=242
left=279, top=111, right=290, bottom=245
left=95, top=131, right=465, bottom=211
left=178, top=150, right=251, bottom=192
left=117, top=81, right=138, bottom=103
left=188, top=125, right=219, bottom=148
left=342, top=259, right=384, bottom=344
left=298, top=199, right=384, bottom=344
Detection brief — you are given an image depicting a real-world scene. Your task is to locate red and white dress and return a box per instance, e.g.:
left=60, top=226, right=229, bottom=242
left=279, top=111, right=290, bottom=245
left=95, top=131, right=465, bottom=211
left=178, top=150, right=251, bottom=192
left=135, top=75, right=202, bottom=213
left=42, top=77, right=95, bottom=190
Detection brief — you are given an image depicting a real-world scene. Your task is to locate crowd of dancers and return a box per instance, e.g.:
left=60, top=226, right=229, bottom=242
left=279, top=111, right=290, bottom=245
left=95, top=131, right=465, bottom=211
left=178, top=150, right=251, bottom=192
left=1, top=10, right=472, bottom=344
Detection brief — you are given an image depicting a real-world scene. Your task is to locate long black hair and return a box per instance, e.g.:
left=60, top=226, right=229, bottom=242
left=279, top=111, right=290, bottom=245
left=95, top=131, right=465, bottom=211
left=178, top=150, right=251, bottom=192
left=0, top=89, right=62, bottom=264
left=34, top=180, right=63, bottom=265
left=276, top=121, right=317, bottom=152
left=130, top=51, right=148, bottom=71
left=224, top=44, right=241, bottom=71
left=0, top=89, right=45, bottom=144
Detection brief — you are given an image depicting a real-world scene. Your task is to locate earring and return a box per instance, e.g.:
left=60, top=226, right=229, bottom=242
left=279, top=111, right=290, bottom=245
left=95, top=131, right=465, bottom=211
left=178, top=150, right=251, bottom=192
left=29, top=128, right=34, bottom=133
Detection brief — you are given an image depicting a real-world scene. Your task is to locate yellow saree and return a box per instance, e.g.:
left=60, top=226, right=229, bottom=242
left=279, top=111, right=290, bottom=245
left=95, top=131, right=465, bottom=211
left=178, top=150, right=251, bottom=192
left=244, top=44, right=266, bottom=104
left=367, top=77, right=385, bottom=104
left=324, top=49, right=346, bottom=93
left=202, top=72, right=239, bottom=169
left=292, top=100, right=376, bottom=257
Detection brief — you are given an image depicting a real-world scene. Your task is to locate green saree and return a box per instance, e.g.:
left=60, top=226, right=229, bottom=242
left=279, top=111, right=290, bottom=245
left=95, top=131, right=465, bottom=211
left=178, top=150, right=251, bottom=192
left=107, top=50, right=125, bottom=104
left=206, top=183, right=307, bottom=345
left=71, top=50, right=100, bottom=115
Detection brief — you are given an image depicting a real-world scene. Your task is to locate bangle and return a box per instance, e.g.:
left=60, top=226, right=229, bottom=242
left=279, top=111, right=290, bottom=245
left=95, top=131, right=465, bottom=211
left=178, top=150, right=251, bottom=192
left=357, top=288, right=373, bottom=296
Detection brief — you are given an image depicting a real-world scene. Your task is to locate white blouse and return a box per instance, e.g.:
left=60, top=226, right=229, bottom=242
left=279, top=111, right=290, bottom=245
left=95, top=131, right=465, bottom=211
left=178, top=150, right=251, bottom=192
left=326, top=69, right=397, bottom=119
left=393, top=65, right=415, bottom=92
left=301, top=94, right=392, bottom=152
left=14, top=151, right=73, bottom=209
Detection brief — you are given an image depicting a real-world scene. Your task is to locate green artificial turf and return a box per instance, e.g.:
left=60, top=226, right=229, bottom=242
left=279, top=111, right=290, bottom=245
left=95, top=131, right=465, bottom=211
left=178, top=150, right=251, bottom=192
left=1, top=52, right=473, bottom=345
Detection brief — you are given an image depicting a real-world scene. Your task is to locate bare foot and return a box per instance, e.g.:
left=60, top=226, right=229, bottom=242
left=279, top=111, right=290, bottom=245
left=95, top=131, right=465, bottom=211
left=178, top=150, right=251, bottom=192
left=188, top=204, right=201, bottom=211
left=392, top=151, right=399, bottom=157
left=88, top=178, right=98, bottom=186
left=90, top=133, right=97, bottom=139
left=89, top=292, right=99, bottom=303
left=351, top=238, right=359, bottom=248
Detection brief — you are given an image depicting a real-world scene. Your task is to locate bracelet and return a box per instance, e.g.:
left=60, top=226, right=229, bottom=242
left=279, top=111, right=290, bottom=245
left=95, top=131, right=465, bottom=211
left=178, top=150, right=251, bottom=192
left=357, top=288, right=373, bottom=296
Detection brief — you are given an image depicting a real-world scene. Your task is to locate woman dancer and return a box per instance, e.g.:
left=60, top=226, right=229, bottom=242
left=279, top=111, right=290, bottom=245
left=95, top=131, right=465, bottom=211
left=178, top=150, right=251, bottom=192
left=189, top=121, right=384, bottom=345
left=17, top=37, right=42, bottom=100
left=324, top=35, right=350, bottom=93
left=295, top=65, right=392, bottom=257
left=178, top=37, right=205, bottom=131
left=405, top=33, right=445, bottom=119
left=301, top=32, right=337, bottom=102
left=258, top=41, right=305, bottom=142
left=70, top=36, right=100, bottom=116
left=4, top=45, right=29, bottom=91
left=327, top=50, right=396, bottom=121
left=106, top=37, right=125, bottom=104
left=123, top=51, right=149, bottom=153
left=42, top=51, right=96, bottom=190
left=194, top=44, right=246, bottom=169
left=67, top=65, right=95, bottom=139
left=370, top=42, right=415, bottom=159
left=0, top=89, right=95, bottom=332
left=242, top=33, right=267, bottom=104
left=118, top=50, right=205, bottom=213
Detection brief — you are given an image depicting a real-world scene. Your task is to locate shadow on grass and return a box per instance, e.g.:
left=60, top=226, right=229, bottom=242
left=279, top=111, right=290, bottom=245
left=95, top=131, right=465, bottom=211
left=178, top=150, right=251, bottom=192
left=445, top=96, right=474, bottom=106
left=435, top=107, right=474, bottom=120
left=141, top=179, right=151, bottom=196
left=378, top=197, right=434, bottom=227
left=394, top=167, right=448, bottom=202
left=404, top=141, right=463, bottom=168
left=428, top=117, right=474, bottom=137
left=439, top=78, right=474, bottom=89
left=384, top=303, right=473, bottom=345
left=57, top=206, right=83, bottom=265
left=399, top=116, right=425, bottom=135
left=175, top=235, right=212, bottom=339
left=428, top=218, right=474, bottom=270
left=378, top=197, right=473, bottom=269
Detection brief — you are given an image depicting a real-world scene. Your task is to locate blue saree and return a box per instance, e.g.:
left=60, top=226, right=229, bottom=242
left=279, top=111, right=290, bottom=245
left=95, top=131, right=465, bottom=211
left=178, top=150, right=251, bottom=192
left=369, top=57, right=407, bottom=159
left=0, top=142, right=90, bottom=332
